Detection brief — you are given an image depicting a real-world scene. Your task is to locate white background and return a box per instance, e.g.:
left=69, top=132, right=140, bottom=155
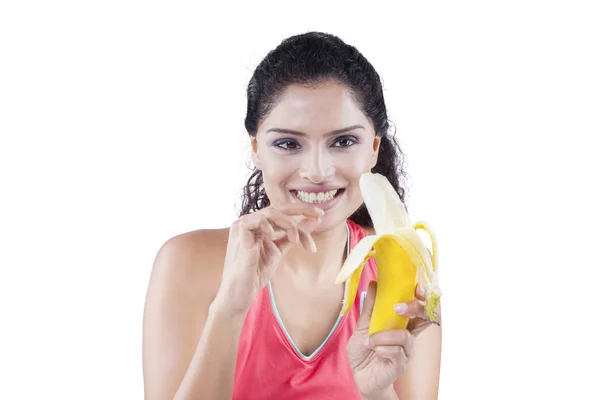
left=1, top=1, right=599, bottom=399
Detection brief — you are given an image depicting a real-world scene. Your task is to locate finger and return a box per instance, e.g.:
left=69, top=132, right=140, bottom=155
left=266, top=206, right=322, bottom=252
left=274, top=203, right=325, bottom=219
left=275, top=220, right=316, bottom=253
left=237, top=218, right=262, bottom=249
left=356, top=281, right=377, bottom=331
left=415, top=283, right=427, bottom=301
left=271, top=226, right=315, bottom=254
left=401, top=333, right=415, bottom=359
left=394, top=300, right=427, bottom=320
left=270, top=230, right=288, bottom=242
left=260, top=208, right=300, bottom=243
left=368, top=329, right=411, bottom=349
left=299, top=226, right=317, bottom=253
left=258, top=214, right=276, bottom=239
left=260, top=239, right=282, bottom=271
left=369, top=329, right=415, bottom=360
left=297, top=214, right=322, bottom=233
left=265, top=208, right=313, bottom=241
left=273, top=225, right=302, bottom=254
left=264, top=213, right=316, bottom=254
left=243, top=213, right=281, bottom=243
left=281, top=212, right=321, bottom=252
left=373, top=345, right=407, bottom=361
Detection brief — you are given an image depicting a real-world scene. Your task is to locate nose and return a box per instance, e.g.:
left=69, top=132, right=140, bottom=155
left=299, top=146, right=335, bottom=183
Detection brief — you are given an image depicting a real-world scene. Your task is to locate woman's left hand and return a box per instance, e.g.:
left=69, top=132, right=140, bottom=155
left=346, top=281, right=435, bottom=399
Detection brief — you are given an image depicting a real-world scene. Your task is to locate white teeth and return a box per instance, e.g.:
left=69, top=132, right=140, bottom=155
left=294, top=189, right=340, bottom=203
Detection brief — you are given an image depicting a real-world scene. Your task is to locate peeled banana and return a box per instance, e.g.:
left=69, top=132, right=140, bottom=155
left=335, top=172, right=441, bottom=335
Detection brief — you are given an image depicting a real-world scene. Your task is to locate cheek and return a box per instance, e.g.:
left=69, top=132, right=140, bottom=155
left=260, top=156, right=297, bottom=197
left=261, top=156, right=296, bottom=181
left=336, top=152, right=373, bottom=176
left=335, top=153, right=373, bottom=202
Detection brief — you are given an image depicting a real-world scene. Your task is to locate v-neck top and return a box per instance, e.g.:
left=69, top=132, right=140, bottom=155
left=232, top=219, right=378, bottom=400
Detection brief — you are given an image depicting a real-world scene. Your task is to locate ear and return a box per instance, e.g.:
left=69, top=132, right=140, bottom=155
left=249, top=134, right=262, bottom=170
left=370, top=135, right=382, bottom=170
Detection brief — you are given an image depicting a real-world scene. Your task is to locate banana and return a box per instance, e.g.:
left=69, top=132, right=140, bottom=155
left=335, top=172, right=441, bottom=335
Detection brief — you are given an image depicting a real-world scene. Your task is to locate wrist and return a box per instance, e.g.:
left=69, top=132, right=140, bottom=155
left=210, top=291, right=251, bottom=321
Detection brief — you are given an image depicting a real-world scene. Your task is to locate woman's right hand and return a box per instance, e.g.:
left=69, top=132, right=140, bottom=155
left=212, top=203, right=325, bottom=315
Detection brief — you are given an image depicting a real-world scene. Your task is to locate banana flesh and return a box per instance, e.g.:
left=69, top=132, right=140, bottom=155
left=335, top=173, right=441, bottom=335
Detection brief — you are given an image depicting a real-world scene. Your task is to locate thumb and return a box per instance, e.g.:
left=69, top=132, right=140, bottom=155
left=356, top=280, right=377, bottom=330
left=296, top=215, right=322, bottom=232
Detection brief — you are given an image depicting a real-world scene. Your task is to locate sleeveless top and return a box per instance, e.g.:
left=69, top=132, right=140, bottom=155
left=232, top=219, right=378, bottom=400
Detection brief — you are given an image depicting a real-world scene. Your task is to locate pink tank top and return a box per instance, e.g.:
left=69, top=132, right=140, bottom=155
left=232, top=219, right=378, bottom=400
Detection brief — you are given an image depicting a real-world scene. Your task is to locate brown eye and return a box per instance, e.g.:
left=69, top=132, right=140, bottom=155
left=274, top=139, right=301, bottom=150
left=333, top=136, right=357, bottom=148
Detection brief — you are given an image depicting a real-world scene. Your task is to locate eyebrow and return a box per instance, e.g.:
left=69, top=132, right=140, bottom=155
left=265, top=124, right=365, bottom=137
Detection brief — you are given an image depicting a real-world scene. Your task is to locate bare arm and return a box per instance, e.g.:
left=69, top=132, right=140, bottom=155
left=393, top=318, right=442, bottom=399
left=142, top=231, right=242, bottom=400
left=173, top=298, right=246, bottom=400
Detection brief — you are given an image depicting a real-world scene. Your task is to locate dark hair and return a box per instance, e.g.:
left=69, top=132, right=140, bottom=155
left=239, top=31, right=408, bottom=228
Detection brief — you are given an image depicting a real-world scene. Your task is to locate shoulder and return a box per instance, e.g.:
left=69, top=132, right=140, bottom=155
left=157, top=227, right=230, bottom=264
left=142, top=227, right=231, bottom=397
left=148, top=227, right=231, bottom=305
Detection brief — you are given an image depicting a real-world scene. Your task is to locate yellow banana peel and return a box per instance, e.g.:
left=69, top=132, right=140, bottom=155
left=335, top=172, right=441, bottom=335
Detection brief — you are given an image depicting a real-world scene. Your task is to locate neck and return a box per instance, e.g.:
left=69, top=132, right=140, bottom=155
left=279, top=219, right=349, bottom=283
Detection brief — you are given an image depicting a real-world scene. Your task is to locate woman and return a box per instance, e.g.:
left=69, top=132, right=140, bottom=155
left=143, top=32, right=442, bottom=399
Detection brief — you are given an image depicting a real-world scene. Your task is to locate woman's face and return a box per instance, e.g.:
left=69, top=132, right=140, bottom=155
left=251, top=80, right=381, bottom=230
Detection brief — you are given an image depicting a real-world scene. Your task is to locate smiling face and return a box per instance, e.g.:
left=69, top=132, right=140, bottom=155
left=250, top=80, right=381, bottom=230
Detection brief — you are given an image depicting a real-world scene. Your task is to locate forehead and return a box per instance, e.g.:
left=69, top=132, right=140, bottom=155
left=259, top=81, right=370, bottom=134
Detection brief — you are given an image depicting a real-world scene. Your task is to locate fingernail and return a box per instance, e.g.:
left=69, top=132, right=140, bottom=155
left=394, top=303, right=407, bottom=314
left=419, top=285, right=426, bottom=297
left=310, top=241, right=317, bottom=253
left=364, top=336, right=369, bottom=346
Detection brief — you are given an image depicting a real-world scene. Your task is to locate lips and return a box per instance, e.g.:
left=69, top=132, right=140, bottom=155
left=293, top=189, right=337, bottom=202
left=290, top=188, right=346, bottom=211
left=291, top=185, right=343, bottom=193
